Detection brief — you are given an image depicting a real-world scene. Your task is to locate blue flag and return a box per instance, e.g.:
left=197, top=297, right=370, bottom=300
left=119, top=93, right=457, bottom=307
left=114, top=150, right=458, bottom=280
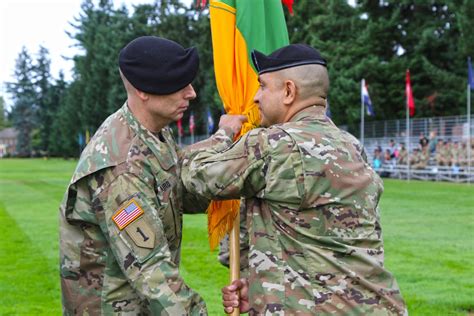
left=468, top=57, right=474, bottom=90
left=361, top=79, right=375, bottom=116
left=207, top=109, right=215, bottom=134
left=78, top=133, right=84, bottom=147
left=325, top=97, right=331, bottom=118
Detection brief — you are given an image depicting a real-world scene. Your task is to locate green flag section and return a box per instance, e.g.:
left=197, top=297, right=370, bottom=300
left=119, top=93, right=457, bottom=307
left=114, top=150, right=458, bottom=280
left=207, top=0, right=289, bottom=250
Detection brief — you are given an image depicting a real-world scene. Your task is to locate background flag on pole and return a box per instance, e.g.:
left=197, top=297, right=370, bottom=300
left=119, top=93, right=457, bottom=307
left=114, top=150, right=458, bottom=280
left=207, top=109, right=214, bottom=134
left=281, top=0, right=294, bottom=15
left=177, top=118, right=183, bottom=138
left=325, top=97, right=331, bottom=118
left=207, top=0, right=289, bottom=249
left=189, top=112, right=195, bottom=135
left=85, top=130, right=90, bottom=144
left=468, top=57, right=474, bottom=90
left=78, top=133, right=84, bottom=147
left=361, top=78, right=375, bottom=116
left=406, top=69, right=415, bottom=117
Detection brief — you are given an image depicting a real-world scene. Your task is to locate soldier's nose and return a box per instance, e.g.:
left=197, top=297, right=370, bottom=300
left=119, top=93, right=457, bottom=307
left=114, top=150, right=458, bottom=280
left=185, top=84, right=197, bottom=100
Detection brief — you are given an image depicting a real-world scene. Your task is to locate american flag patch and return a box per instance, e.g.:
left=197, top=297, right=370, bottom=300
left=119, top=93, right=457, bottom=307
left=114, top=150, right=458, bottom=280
left=112, top=199, right=144, bottom=230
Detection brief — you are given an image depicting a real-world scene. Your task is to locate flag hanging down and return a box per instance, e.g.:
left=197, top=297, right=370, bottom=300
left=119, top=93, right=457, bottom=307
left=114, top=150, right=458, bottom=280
left=361, top=78, right=375, bottom=116
left=207, top=0, right=289, bottom=249
left=325, top=97, right=331, bottom=118
left=468, top=57, right=474, bottom=90
left=406, top=69, right=415, bottom=117
left=189, top=112, right=195, bottom=135
left=207, top=109, right=215, bottom=134
left=177, top=118, right=184, bottom=138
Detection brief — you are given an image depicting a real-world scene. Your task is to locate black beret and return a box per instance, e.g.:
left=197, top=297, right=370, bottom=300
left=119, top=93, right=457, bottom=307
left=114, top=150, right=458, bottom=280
left=119, top=36, right=199, bottom=95
left=251, top=44, right=326, bottom=75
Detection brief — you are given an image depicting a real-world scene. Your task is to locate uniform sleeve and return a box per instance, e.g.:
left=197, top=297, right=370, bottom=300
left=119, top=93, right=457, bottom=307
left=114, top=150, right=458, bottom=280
left=178, top=127, right=237, bottom=214
left=94, top=171, right=206, bottom=316
left=181, top=128, right=269, bottom=200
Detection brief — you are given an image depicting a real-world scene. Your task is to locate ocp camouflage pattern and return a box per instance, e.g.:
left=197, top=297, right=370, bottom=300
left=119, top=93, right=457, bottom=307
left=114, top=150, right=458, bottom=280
left=183, top=106, right=407, bottom=315
left=59, top=103, right=208, bottom=315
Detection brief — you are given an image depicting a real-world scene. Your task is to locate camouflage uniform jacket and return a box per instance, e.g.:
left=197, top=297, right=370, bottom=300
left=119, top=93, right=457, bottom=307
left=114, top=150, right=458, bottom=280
left=59, top=103, right=208, bottom=315
left=182, top=106, right=407, bottom=315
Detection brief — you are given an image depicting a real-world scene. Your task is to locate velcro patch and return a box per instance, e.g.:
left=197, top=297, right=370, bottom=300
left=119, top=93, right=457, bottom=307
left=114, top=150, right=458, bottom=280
left=112, top=199, right=144, bottom=230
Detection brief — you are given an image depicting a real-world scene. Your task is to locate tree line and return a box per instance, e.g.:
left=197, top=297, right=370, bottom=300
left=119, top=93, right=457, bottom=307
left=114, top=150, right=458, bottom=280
left=3, top=0, right=473, bottom=157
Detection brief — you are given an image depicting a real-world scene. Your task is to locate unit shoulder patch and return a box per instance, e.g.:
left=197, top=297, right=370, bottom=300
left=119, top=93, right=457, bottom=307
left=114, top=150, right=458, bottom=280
left=124, top=217, right=155, bottom=249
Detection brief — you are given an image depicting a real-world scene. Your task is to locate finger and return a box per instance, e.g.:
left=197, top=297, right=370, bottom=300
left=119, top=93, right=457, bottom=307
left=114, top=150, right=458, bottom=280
left=222, top=284, right=237, bottom=294
left=222, top=293, right=238, bottom=301
left=222, top=299, right=239, bottom=308
left=231, top=278, right=244, bottom=288
left=224, top=306, right=234, bottom=314
left=239, top=115, right=248, bottom=122
left=240, top=278, right=249, bottom=299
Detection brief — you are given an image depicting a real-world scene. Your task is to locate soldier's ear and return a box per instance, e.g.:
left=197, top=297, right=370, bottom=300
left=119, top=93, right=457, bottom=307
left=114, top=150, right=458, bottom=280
left=283, top=79, right=296, bottom=105
left=135, top=89, right=149, bottom=101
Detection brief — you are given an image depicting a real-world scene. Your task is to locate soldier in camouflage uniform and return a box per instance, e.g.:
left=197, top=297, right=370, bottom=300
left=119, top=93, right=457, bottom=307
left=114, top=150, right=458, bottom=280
left=182, top=44, right=407, bottom=315
left=412, top=147, right=429, bottom=169
left=435, top=139, right=445, bottom=166
left=442, top=140, right=453, bottom=166
left=59, top=36, right=236, bottom=315
left=397, top=143, right=407, bottom=165
left=450, top=141, right=461, bottom=166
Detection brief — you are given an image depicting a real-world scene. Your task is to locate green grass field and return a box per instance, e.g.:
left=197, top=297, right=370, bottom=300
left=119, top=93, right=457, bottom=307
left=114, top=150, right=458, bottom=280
left=0, top=159, right=473, bottom=315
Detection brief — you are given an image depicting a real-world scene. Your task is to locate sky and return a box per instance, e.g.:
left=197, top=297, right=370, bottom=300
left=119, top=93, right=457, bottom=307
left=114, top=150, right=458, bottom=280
left=0, top=0, right=186, bottom=108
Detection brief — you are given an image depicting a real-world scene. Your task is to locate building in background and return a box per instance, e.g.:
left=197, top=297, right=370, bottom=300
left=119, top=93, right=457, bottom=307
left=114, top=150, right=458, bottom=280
left=0, top=128, right=18, bottom=157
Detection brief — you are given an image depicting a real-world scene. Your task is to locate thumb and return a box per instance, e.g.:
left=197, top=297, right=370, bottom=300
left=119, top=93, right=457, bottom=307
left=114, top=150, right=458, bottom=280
left=239, top=115, right=248, bottom=123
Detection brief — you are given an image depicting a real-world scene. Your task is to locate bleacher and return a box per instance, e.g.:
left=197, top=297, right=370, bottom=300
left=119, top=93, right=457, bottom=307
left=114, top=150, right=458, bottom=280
left=361, top=114, right=473, bottom=183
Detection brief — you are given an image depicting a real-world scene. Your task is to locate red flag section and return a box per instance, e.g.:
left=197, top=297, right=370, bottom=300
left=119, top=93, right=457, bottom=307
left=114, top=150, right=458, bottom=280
left=281, top=0, right=294, bottom=15
left=189, top=112, right=195, bottom=134
left=177, top=118, right=183, bottom=137
left=406, top=69, right=415, bottom=117
left=198, top=0, right=294, bottom=14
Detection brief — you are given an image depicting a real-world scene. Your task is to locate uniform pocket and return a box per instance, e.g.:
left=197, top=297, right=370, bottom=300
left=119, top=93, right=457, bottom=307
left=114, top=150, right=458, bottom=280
left=155, top=176, right=180, bottom=248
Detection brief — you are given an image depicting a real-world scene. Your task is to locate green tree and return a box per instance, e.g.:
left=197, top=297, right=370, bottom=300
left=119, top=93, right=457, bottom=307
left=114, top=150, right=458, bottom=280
left=357, top=0, right=467, bottom=119
left=0, top=96, right=9, bottom=129
left=48, top=72, right=70, bottom=156
left=6, top=47, right=37, bottom=157
left=34, top=46, right=54, bottom=153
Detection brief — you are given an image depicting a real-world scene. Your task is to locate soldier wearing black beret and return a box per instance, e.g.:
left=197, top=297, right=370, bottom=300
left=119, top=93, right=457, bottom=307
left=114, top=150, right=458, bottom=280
left=59, top=36, right=246, bottom=314
left=181, top=43, right=407, bottom=315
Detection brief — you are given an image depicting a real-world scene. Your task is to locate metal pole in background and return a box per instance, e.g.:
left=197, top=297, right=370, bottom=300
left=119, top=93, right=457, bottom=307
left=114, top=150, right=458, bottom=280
left=360, top=79, right=365, bottom=147
left=406, top=98, right=411, bottom=181
left=468, top=84, right=471, bottom=184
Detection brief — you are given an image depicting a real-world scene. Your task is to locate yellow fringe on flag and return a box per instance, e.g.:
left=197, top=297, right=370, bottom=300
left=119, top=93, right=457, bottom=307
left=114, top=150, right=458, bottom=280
left=207, top=200, right=241, bottom=250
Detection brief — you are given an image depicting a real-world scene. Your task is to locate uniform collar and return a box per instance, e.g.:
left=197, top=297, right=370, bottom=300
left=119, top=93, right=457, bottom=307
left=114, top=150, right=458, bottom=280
left=289, top=105, right=328, bottom=122
left=121, top=102, right=178, bottom=170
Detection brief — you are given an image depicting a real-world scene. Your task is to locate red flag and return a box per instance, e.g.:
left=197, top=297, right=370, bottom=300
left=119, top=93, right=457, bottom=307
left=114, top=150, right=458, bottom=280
left=198, top=0, right=294, bottom=14
left=189, top=112, right=195, bottom=134
left=406, top=69, right=415, bottom=117
left=281, top=0, right=294, bottom=15
left=177, top=118, right=183, bottom=137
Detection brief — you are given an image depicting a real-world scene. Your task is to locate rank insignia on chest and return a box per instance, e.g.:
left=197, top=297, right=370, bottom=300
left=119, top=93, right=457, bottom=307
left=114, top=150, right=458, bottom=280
left=112, top=199, right=144, bottom=230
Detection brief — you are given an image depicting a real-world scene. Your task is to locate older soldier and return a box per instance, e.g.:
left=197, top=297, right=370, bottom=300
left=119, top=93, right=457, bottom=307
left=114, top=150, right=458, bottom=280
left=59, top=36, right=215, bottom=315
left=182, top=44, right=407, bottom=315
